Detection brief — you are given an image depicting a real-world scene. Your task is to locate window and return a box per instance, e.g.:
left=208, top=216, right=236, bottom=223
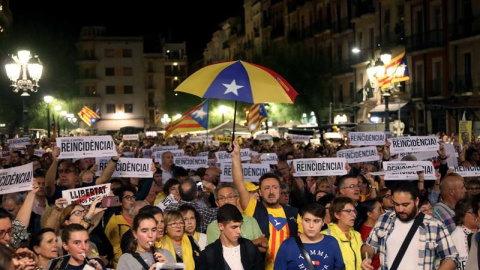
left=148, top=93, right=154, bottom=107
left=105, top=49, right=114, bottom=58
left=124, top=104, right=133, bottom=113
left=338, top=84, right=344, bottom=102
left=149, top=110, right=154, bottom=123
left=106, top=86, right=115, bottom=94
left=106, top=104, right=116, bottom=114
left=123, top=49, right=132, bottom=58
left=105, top=68, right=114, bottom=76
left=123, top=67, right=133, bottom=76
left=124, top=85, right=133, bottom=94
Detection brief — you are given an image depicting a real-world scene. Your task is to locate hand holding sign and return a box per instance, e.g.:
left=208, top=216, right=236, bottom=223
left=55, top=198, right=68, bottom=210
left=52, top=147, right=60, bottom=162
left=86, top=196, right=106, bottom=219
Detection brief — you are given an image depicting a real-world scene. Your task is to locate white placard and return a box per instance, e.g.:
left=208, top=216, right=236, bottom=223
left=174, top=156, right=208, bottom=169
left=256, top=134, right=272, bottom=140
left=260, top=153, right=278, bottom=165
left=337, top=146, right=379, bottom=163
left=142, top=149, right=152, bottom=158
left=95, top=158, right=153, bottom=178
left=292, top=158, right=347, bottom=177
left=454, top=166, right=480, bottom=177
left=57, top=136, right=117, bottom=159
left=348, top=132, right=385, bottom=146
left=123, top=134, right=139, bottom=141
left=383, top=161, right=436, bottom=180
left=0, top=163, right=33, bottom=195
left=154, top=149, right=185, bottom=163
left=156, top=194, right=177, bottom=211
left=310, top=138, right=320, bottom=145
left=215, top=149, right=251, bottom=163
left=152, top=146, right=179, bottom=152
left=7, top=137, right=30, bottom=148
left=34, top=149, right=46, bottom=157
left=394, top=151, right=438, bottom=161
left=62, top=183, right=111, bottom=205
left=187, top=137, right=204, bottom=143
left=212, top=141, right=220, bottom=147
left=197, top=151, right=209, bottom=157
left=220, top=163, right=270, bottom=182
left=442, top=142, right=458, bottom=167
left=289, top=135, right=311, bottom=143
left=123, top=152, right=135, bottom=158
left=388, top=136, right=439, bottom=154
left=323, top=132, right=342, bottom=139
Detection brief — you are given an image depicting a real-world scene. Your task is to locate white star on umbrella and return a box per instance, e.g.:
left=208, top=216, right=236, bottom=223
left=222, top=80, right=244, bottom=96
left=192, top=107, right=207, bottom=120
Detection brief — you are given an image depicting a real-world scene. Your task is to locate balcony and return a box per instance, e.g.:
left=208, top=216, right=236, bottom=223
left=410, top=82, right=424, bottom=99
left=454, top=75, right=475, bottom=94
left=313, top=21, right=331, bottom=35
left=376, top=32, right=406, bottom=48
left=428, top=79, right=443, bottom=97
left=449, top=16, right=480, bottom=41
left=406, top=30, right=445, bottom=52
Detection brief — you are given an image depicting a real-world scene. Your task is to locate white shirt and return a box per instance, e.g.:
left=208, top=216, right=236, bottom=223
left=223, top=245, right=244, bottom=270
left=386, top=218, right=419, bottom=269
left=451, top=226, right=472, bottom=270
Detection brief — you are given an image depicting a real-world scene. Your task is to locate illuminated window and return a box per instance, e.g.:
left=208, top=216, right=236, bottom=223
left=124, top=104, right=133, bottom=113
left=106, top=104, right=116, bottom=114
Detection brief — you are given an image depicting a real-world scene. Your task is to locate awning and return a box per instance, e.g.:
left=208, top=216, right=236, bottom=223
left=369, top=102, right=408, bottom=113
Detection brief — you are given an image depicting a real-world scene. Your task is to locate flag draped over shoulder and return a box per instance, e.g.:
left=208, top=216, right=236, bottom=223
left=377, top=52, right=410, bottom=89
left=165, top=100, right=210, bottom=138
left=78, top=106, right=100, bottom=127
left=246, top=103, right=268, bottom=134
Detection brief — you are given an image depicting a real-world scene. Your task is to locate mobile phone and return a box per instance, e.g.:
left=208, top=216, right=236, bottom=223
left=101, top=196, right=121, bottom=208
left=196, top=182, right=203, bottom=190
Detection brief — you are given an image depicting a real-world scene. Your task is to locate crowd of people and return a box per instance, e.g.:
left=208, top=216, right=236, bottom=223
left=0, top=132, right=479, bottom=270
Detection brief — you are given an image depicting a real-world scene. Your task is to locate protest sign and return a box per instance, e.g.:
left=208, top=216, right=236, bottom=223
left=382, top=161, right=436, bottom=180
left=142, top=149, right=151, bottom=158
left=323, top=132, right=342, bottom=139
left=197, top=151, right=209, bottom=157
left=256, top=134, right=272, bottom=140
left=215, top=149, right=251, bottom=163
left=7, top=137, right=30, bottom=148
left=95, top=158, right=152, bottom=178
left=459, top=121, right=472, bottom=145
left=122, top=134, right=139, bottom=141
left=388, top=136, right=439, bottom=154
left=394, top=151, right=438, bottom=161
left=337, top=146, right=379, bottom=163
left=220, top=163, right=270, bottom=182
left=187, top=136, right=204, bottom=143
left=0, top=163, right=33, bottom=195
left=454, top=166, right=480, bottom=177
left=212, top=141, right=220, bottom=147
left=151, top=145, right=179, bottom=152
left=57, top=136, right=117, bottom=159
left=34, top=149, right=46, bottom=157
left=289, top=135, right=311, bottom=143
left=156, top=194, right=176, bottom=211
left=154, top=149, right=185, bottom=163
left=348, top=132, right=385, bottom=146
left=122, top=152, right=135, bottom=158
left=442, top=142, right=458, bottom=167
left=174, top=156, right=208, bottom=170
left=62, top=183, right=111, bottom=205
left=310, top=138, right=321, bottom=145
left=260, top=153, right=278, bottom=165
left=292, top=158, right=347, bottom=177
left=1, top=151, right=9, bottom=158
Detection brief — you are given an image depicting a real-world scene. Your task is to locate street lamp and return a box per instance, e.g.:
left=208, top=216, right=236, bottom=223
left=367, top=50, right=392, bottom=132
left=161, top=114, right=171, bottom=128
left=5, top=50, right=43, bottom=134
left=218, top=105, right=228, bottom=123
left=43, top=95, right=53, bottom=138
left=54, top=105, right=61, bottom=137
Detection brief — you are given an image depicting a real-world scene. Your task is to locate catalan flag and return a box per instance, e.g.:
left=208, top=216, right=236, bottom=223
left=246, top=103, right=268, bottom=134
left=377, top=52, right=410, bottom=89
left=78, top=106, right=101, bottom=126
left=164, top=100, right=209, bottom=138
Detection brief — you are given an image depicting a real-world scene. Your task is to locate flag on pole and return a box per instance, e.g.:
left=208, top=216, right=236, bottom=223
left=246, top=103, right=268, bottom=134
left=377, top=52, right=410, bottom=89
left=165, top=100, right=210, bottom=138
left=154, top=107, right=161, bottom=126
left=51, top=116, right=56, bottom=141
left=78, top=106, right=101, bottom=126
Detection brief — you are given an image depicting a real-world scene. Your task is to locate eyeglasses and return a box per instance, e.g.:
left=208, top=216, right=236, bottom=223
left=467, top=187, right=480, bottom=191
left=339, top=209, right=358, bottom=215
left=71, top=210, right=87, bottom=217
left=382, top=194, right=392, bottom=200
left=123, top=195, right=136, bottom=201
left=217, top=195, right=237, bottom=202
left=58, top=169, right=75, bottom=174
left=0, top=227, right=15, bottom=238
left=167, top=222, right=185, bottom=227
left=342, top=184, right=361, bottom=189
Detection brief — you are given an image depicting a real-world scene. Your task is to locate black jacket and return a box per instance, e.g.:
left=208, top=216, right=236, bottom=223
left=196, top=237, right=264, bottom=270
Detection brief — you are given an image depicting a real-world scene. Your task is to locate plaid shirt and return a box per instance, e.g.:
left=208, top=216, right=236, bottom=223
left=365, top=211, right=458, bottom=270
left=433, top=199, right=456, bottom=234
left=164, top=200, right=217, bottom=233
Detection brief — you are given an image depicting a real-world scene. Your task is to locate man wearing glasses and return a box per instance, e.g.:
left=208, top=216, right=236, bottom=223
left=361, top=181, right=458, bottom=270
left=0, top=208, right=15, bottom=246
left=337, top=175, right=361, bottom=205
left=205, top=183, right=266, bottom=251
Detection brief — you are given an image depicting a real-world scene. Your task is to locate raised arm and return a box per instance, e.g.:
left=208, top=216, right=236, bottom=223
left=95, top=152, right=121, bottom=184
left=15, top=181, right=40, bottom=227
left=45, top=147, right=60, bottom=198
left=231, top=139, right=250, bottom=210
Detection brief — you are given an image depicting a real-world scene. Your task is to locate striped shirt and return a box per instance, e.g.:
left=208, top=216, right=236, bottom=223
left=365, top=211, right=458, bottom=270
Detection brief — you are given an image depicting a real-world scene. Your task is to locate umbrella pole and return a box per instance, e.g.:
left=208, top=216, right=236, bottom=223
left=205, top=115, right=209, bottom=151
left=227, top=101, right=238, bottom=153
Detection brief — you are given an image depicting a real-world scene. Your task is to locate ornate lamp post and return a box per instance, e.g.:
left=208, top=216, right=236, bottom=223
left=43, top=95, right=53, bottom=138
left=367, top=50, right=392, bottom=132
left=5, top=50, right=43, bottom=134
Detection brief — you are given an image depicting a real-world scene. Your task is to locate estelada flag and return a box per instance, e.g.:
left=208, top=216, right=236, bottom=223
left=246, top=103, right=268, bottom=134
left=165, top=100, right=209, bottom=138
left=78, top=106, right=101, bottom=126
left=377, top=52, right=410, bottom=89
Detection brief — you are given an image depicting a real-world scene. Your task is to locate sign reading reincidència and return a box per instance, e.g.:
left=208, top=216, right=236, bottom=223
left=0, top=163, right=33, bottom=195
left=292, top=158, right=347, bottom=177
left=95, top=157, right=153, bottom=178
left=388, top=136, right=439, bottom=154
left=56, top=136, right=117, bottom=159
left=337, top=146, right=379, bottom=163
left=220, top=163, right=270, bottom=182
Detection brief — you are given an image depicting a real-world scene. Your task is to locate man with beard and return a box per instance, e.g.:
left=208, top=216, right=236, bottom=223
left=231, top=140, right=302, bottom=270
left=361, top=181, right=458, bottom=270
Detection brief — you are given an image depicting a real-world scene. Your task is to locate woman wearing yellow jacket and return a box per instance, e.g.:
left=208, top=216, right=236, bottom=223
left=322, top=197, right=363, bottom=270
